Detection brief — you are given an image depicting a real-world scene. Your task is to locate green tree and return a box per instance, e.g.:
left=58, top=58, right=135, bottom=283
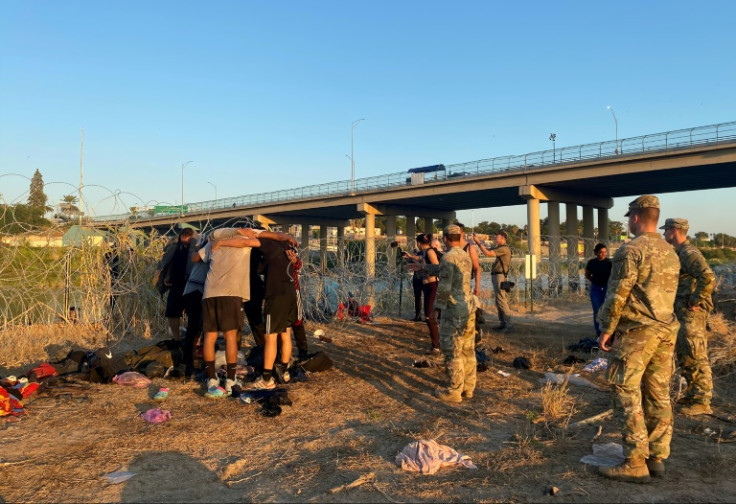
left=0, top=203, right=51, bottom=234
left=28, top=169, right=49, bottom=212
left=609, top=220, right=625, bottom=238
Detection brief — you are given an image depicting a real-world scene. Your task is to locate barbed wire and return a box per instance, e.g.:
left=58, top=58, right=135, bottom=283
left=3, top=184, right=734, bottom=366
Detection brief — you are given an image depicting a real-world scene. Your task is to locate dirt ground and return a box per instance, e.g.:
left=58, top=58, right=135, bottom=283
left=2, top=299, right=736, bottom=503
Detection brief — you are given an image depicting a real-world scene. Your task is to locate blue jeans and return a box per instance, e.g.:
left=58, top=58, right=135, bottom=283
left=590, top=284, right=607, bottom=336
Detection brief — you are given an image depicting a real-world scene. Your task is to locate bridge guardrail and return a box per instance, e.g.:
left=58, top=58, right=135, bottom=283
left=92, top=121, right=736, bottom=222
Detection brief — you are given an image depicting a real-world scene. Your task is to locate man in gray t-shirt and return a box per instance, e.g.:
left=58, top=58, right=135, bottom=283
left=193, top=232, right=261, bottom=398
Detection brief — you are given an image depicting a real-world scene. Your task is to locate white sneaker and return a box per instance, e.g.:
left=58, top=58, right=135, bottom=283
left=206, top=378, right=219, bottom=390
left=225, top=379, right=236, bottom=395
left=248, top=376, right=276, bottom=390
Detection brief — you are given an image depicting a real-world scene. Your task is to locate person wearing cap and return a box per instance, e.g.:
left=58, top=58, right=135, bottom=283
left=596, top=195, right=680, bottom=482
left=427, top=224, right=476, bottom=403
left=472, top=230, right=513, bottom=331
left=661, top=217, right=716, bottom=416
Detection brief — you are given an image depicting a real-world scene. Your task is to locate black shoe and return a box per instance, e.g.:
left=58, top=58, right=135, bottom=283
left=273, top=362, right=291, bottom=384
left=492, top=324, right=507, bottom=331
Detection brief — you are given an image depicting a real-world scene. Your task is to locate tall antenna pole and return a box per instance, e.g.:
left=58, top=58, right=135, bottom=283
left=79, top=128, right=84, bottom=226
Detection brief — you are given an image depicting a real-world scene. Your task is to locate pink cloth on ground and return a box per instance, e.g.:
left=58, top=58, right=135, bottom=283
left=112, top=372, right=151, bottom=388
left=141, top=408, right=172, bottom=424
left=395, top=439, right=478, bottom=475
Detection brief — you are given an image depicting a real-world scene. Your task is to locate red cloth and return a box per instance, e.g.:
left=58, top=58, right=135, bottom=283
left=30, top=362, right=58, bottom=379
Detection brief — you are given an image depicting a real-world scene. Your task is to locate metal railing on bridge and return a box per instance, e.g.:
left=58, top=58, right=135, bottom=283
left=93, top=121, right=736, bottom=222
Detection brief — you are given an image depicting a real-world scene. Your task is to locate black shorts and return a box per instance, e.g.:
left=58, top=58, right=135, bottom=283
left=165, top=285, right=186, bottom=318
left=202, top=296, right=244, bottom=333
left=264, top=293, right=297, bottom=335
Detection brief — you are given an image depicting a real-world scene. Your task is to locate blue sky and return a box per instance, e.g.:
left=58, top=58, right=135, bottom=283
left=1, top=1, right=735, bottom=235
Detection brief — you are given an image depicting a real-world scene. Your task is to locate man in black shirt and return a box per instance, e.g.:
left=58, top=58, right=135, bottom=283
left=584, top=243, right=612, bottom=337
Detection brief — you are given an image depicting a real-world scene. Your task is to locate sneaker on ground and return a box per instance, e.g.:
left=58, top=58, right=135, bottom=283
left=206, top=378, right=219, bottom=390
left=225, top=379, right=237, bottom=395
left=153, top=387, right=170, bottom=401
left=248, top=376, right=276, bottom=390
left=205, top=385, right=229, bottom=399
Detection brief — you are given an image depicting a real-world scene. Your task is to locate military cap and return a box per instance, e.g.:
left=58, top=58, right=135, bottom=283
left=659, top=217, right=689, bottom=230
left=624, top=194, right=660, bottom=216
left=443, top=224, right=463, bottom=236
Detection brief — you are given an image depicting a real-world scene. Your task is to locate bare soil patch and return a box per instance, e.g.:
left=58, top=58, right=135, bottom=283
left=2, top=301, right=735, bottom=503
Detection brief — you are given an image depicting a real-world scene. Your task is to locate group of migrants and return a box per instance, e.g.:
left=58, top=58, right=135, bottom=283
left=154, top=224, right=310, bottom=398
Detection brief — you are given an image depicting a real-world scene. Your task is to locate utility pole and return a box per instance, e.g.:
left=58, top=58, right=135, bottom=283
left=79, top=128, right=84, bottom=226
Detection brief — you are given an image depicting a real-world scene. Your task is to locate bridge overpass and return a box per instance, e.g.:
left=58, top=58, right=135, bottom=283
left=95, top=121, right=736, bottom=286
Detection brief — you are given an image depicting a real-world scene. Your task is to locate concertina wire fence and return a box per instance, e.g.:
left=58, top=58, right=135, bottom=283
left=1, top=201, right=602, bottom=350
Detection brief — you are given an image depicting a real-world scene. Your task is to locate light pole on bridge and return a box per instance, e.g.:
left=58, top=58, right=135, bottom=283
left=208, top=181, right=217, bottom=201
left=607, top=106, right=619, bottom=154
left=549, top=133, right=557, bottom=162
left=350, top=118, right=365, bottom=194
left=181, top=161, right=193, bottom=217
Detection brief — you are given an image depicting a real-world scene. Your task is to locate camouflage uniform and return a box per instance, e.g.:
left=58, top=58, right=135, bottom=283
left=663, top=219, right=716, bottom=406
left=598, top=198, right=680, bottom=461
left=433, top=241, right=476, bottom=396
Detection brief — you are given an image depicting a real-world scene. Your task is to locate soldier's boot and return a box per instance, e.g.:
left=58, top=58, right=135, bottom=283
left=462, top=390, right=474, bottom=399
left=646, top=458, right=665, bottom=478
left=679, top=403, right=713, bottom=416
left=434, top=388, right=462, bottom=404
left=598, top=458, right=651, bottom=483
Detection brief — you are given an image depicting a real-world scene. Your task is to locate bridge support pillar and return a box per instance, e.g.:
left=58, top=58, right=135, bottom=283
left=406, top=216, right=416, bottom=245
left=598, top=208, right=610, bottom=243
left=441, top=218, right=452, bottom=232
left=319, top=226, right=328, bottom=274
left=358, top=203, right=381, bottom=306
left=386, top=215, right=397, bottom=273
left=423, top=217, right=434, bottom=237
left=526, top=198, right=541, bottom=259
left=301, top=224, right=311, bottom=265
left=337, top=226, right=345, bottom=266
left=583, top=205, right=595, bottom=259
left=547, top=201, right=562, bottom=296
left=566, top=203, right=579, bottom=293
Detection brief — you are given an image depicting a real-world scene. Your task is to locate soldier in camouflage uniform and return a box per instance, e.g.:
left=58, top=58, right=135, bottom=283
left=429, top=224, right=476, bottom=404
left=597, top=195, right=680, bottom=483
left=662, top=218, right=715, bottom=416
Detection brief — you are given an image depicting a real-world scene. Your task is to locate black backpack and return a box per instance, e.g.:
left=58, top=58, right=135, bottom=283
left=85, top=347, right=129, bottom=383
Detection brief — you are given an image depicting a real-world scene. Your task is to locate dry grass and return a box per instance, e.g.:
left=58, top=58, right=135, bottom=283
left=2, top=300, right=736, bottom=503
left=541, top=379, right=577, bottom=424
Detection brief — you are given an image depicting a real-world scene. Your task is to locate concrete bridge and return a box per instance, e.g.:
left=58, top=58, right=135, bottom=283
left=95, top=121, right=736, bottom=286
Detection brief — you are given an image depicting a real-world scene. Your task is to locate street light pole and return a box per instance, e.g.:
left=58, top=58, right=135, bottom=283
left=607, top=106, right=618, bottom=154
left=181, top=161, right=193, bottom=216
left=350, top=118, right=365, bottom=194
left=549, top=133, right=556, bottom=162
left=207, top=181, right=217, bottom=201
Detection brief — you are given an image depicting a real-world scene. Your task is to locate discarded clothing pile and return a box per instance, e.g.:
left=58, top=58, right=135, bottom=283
left=1, top=378, right=40, bottom=417
left=567, top=338, right=600, bottom=353
left=395, top=439, right=478, bottom=475
left=234, top=387, right=293, bottom=417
